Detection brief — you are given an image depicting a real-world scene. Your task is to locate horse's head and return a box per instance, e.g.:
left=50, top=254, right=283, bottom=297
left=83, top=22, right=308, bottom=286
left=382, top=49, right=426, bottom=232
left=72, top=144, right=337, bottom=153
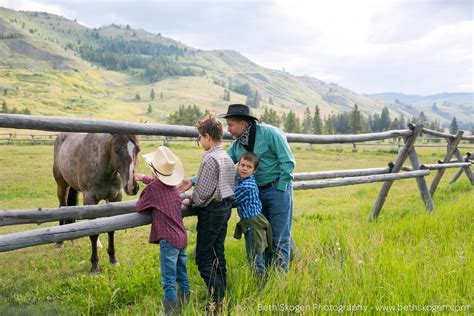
left=110, top=134, right=140, bottom=196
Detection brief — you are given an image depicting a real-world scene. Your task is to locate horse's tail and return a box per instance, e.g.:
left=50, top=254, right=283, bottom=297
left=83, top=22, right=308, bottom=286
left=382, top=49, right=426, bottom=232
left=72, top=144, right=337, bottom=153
left=64, top=187, right=78, bottom=225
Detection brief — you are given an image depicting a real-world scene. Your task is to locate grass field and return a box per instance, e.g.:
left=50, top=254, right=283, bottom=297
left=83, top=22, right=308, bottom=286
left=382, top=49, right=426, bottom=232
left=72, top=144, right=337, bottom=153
left=0, top=142, right=472, bottom=315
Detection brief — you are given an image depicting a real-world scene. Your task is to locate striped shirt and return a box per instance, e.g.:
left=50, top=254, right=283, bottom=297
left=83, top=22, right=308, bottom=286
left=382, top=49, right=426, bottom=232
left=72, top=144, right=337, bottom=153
left=233, top=175, right=262, bottom=219
left=135, top=176, right=187, bottom=249
left=192, top=146, right=235, bottom=207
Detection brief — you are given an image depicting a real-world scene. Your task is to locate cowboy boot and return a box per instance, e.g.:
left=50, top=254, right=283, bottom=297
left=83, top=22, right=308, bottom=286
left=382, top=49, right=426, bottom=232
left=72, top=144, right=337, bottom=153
left=178, top=290, right=190, bottom=306
left=163, top=300, right=179, bottom=315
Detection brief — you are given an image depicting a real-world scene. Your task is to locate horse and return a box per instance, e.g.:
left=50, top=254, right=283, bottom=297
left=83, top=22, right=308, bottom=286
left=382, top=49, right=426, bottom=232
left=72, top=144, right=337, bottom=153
left=53, top=133, right=140, bottom=273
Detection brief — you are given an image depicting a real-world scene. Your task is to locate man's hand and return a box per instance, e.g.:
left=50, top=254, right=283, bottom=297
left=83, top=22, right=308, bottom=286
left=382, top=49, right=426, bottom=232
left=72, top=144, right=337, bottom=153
left=178, top=178, right=193, bottom=193
left=181, top=198, right=191, bottom=206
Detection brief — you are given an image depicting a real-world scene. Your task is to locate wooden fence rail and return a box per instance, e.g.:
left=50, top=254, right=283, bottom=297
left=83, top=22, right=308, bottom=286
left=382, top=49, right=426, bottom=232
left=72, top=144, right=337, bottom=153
left=0, top=114, right=414, bottom=144
left=0, top=168, right=424, bottom=228
left=0, top=170, right=430, bottom=252
left=0, top=213, right=151, bottom=252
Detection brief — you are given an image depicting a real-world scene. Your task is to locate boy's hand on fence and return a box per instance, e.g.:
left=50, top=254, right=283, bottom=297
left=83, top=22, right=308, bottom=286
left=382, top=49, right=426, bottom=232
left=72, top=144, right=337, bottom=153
left=178, top=179, right=192, bottom=193
left=134, top=173, right=145, bottom=182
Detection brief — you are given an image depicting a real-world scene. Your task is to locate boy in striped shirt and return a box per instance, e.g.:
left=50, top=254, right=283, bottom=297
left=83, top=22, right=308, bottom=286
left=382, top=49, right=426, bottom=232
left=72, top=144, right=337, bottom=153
left=233, top=152, right=272, bottom=277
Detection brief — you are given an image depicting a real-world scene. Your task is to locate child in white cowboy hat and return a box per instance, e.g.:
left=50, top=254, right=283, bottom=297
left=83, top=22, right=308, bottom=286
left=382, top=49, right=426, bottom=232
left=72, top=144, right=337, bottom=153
left=134, top=146, right=189, bottom=314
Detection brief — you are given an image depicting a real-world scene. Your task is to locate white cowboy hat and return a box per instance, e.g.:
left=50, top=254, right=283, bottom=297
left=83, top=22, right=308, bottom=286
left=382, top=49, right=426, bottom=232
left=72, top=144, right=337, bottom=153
left=142, top=146, right=184, bottom=186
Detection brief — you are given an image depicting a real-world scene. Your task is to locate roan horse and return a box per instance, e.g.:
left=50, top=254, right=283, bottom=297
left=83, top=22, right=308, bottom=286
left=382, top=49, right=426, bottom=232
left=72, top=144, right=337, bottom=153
left=53, top=133, right=140, bottom=273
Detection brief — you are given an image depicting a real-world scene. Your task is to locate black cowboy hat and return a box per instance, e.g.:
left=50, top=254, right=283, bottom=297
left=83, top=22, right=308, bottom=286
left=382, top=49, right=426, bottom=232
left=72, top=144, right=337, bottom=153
left=218, top=104, right=259, bottom=121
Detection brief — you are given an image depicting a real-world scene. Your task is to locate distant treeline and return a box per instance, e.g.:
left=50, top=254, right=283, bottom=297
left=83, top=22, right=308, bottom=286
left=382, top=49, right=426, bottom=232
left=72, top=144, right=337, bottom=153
left=165, top=104, right=465, bottom=136
left=76, top=38, right=196, bottom=82
left=1, top=100, right=31, bottom=115
left=215, top=80, right=262, bottom=108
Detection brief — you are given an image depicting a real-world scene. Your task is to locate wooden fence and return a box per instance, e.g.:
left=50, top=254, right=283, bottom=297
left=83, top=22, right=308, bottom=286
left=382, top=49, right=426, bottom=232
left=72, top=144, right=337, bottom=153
left=0, top=113, right=472, bottom=253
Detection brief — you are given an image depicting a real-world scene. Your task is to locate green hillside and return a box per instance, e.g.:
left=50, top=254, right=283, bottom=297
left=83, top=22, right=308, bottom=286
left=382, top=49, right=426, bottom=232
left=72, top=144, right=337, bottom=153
left=0, top=7, right=469, bottom=127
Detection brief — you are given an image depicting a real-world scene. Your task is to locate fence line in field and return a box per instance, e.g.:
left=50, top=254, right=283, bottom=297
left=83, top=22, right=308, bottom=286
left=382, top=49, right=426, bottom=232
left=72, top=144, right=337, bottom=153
left=0, top=114, right=472, bottom=253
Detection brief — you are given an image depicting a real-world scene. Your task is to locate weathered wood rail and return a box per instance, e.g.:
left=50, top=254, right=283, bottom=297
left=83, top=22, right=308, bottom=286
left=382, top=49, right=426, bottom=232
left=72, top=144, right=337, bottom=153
left=0, top=114, right=472, bottom=253
left=0, top=169, right=428, bottom=227
left=0, top=170, right=430, bottom=252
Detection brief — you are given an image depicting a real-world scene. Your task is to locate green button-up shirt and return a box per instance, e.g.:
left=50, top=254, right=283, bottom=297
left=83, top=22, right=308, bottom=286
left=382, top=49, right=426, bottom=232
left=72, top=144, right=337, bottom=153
left=227, top=123, right=295, bottom=191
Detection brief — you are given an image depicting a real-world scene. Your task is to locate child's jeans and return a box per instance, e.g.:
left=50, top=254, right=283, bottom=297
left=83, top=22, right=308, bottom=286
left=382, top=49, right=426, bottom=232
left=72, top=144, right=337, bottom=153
left=244, top=227, right=265, bottom=275
left=159, top=240, right=190, bottom=302
left=195, top=199, right=232, bottom=303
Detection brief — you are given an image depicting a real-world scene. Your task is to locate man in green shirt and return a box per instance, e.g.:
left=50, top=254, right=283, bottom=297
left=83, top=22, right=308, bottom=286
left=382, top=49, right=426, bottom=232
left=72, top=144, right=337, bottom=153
left=219, top=104, right=295, bottom=271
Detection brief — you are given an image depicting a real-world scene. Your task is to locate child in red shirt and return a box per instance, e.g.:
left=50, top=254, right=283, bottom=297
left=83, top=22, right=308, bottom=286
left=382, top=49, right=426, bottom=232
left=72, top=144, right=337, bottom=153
left=135, top=146, right=189, bottom=314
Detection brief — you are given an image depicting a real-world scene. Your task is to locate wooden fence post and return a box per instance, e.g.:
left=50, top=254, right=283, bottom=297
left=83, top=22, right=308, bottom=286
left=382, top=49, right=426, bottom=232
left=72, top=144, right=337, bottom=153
left=452, top=151, right=474, bottom=185
left=429, top=131, right=464, bottom=196
left=448, top=152, right=471, bottom=184
left=408, top=148, right=434, bottom=212
left=397, top=137, right=401, bottom=155
left=370, top=124, right=423, bottom=221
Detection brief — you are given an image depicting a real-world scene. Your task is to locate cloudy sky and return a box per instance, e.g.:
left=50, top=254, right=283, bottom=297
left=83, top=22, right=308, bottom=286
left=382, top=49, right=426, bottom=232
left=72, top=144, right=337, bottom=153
left=0, top=0, right=472, bottom=95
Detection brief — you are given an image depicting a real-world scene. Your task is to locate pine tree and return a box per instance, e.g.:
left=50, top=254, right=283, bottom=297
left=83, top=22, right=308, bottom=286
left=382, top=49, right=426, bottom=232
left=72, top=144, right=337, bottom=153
left=147, top=104, right=152, bottom=113
left=150, top=88, right=155, bottom=100
left=302, top=107, right=312, bottom=133
left=324, top=115, right=335, bottom=134
left=349, top=104, right=362, bottom=134
left=380, top=107, right=391, bottom=131
left=449, top=117, right=459, bottom=134
left=398, top=114, right=406, bottom=129
left=417, top=111, right=429, bottom=126
left=259, top=107, right=281, bottom=127
left=312, top=105, right=323, bottom=134
left=1, top=100, right=7, bottom=113
left=223, top=89, right=231, bottom=101
left=268, top=96, right=274, bottom=105
left=429, top=119, right=441, bottom=132
left=135, top=92, right=141, bottom=101
left=283, top=111, right=301, bottom=133
left=254, top=90, right=261, bottom=108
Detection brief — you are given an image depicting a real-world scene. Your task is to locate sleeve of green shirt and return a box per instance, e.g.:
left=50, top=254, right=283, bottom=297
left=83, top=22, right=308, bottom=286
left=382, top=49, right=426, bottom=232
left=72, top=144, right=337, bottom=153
left=227, top=142, right=239, bottom=163
left=269, top=128, right=295, bottom=191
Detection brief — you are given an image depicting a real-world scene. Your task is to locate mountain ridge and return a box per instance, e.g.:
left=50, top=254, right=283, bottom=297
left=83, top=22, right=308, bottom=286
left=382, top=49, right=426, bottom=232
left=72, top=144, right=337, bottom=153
left=0, top=7, right=471, bottom=128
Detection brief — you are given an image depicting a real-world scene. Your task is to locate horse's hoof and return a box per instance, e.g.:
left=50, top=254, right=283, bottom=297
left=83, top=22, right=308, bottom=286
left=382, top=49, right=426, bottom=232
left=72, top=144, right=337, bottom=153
left=55, top=242, right=64, bottom=249
left=90, top=266, right=101, bottom=274
left=111, top=261, right=120, bottom=267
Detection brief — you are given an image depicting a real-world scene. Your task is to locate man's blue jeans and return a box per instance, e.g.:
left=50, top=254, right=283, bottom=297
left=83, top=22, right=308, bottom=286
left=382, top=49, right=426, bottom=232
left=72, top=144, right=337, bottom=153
left=259, top=182, right=293, bottom=271
left=195, top=199, right=231, bottom=302
left=244, top=227, right=265, bottom=275
left=159, top=240, right=190, bottom=302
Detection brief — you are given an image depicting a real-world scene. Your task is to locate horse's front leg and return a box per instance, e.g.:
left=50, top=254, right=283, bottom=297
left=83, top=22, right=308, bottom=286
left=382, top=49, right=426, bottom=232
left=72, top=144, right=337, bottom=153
left=106, top=193, right=122, bottom=266
left=84, top=193, right=101, bottom=273
left=55, top=181, right=69, bottom=248
left=107, top=231, right=119, bottom=266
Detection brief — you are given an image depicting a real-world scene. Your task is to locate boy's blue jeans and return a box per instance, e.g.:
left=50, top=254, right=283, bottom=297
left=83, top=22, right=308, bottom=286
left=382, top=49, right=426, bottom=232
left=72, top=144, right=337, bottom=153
left=244, top=227, right=265, bottom=275
left=195, top=199, right=231, bottom=303
left=159, top=240, right=190, bottom=302
left=259, top=182, right=293, bottom=272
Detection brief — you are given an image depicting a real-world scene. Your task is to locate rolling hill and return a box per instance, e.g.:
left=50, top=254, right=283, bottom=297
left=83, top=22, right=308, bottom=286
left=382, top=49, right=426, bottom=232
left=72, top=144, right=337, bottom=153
left=0, top=7, right=471, bottom=129
left=370, top=92, right=473, bottom=129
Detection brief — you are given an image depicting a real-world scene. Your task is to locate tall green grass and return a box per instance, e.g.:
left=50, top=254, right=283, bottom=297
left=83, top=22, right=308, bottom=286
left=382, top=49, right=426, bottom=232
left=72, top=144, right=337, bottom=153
left=0, top=143, right=472, bottom=314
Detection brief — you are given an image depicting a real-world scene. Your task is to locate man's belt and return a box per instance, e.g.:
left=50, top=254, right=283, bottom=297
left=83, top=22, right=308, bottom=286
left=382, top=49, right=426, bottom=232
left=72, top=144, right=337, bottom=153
left=258, top=179, right=279, bottom=191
